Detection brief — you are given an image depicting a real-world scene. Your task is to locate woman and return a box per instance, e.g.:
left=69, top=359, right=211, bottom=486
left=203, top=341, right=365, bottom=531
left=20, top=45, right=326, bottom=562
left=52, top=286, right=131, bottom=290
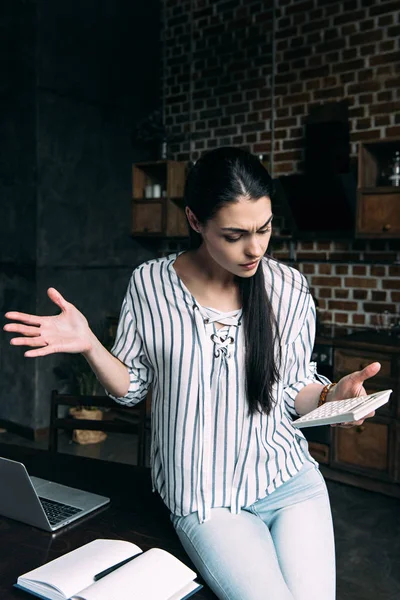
left=4, top=147, right=379, bottom=600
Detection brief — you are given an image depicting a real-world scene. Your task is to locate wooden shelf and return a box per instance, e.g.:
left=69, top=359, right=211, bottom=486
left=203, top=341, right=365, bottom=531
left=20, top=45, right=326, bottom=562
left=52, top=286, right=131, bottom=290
left=358, top=186, right=400, bottom=193
left=132, top=160, right=188, bottom=237
left=358, top=138, right=400, bottom=188
left=356, top=139, right=400, bottom=239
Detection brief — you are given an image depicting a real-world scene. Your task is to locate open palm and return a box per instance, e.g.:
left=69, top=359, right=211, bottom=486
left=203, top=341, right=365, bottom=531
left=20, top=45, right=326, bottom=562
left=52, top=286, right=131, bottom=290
left=3, top=288, right=93, bottom=358
left=329, top=361, right=381, bottom=428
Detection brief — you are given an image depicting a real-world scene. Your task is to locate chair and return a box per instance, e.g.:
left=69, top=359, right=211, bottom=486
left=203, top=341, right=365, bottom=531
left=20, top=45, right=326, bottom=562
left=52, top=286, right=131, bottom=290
left=48, top=390, right=148, bottom=467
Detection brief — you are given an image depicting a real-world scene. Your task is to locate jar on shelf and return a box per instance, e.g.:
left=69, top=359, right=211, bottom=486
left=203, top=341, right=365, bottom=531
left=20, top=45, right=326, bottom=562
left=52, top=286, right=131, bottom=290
left=388, top=150, right=400, bottom=187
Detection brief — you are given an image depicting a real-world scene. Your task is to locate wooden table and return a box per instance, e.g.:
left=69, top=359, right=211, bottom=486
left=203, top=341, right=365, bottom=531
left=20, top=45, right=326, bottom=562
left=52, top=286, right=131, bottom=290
left=0, top=443, right=217, bottom=599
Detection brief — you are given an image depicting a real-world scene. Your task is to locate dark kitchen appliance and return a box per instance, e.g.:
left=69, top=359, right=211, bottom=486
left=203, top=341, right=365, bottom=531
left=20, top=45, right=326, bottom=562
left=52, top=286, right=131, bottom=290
left=274, top=101, right=357, bottom=239
left=312, top=342, right=334, bottom=381
left=274, top=173, right=356, bottom=238
left=302, top=340, right=335, bottom=445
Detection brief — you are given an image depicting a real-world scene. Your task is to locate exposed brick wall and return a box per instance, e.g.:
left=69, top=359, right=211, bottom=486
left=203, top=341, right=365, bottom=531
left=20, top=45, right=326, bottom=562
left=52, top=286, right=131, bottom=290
left=163, top=0, right=400, bottom=329
left=161, top=0, right=274, bottom=259
left=273, top=0, right=400, bottom=175
left=164, top=0, right=275, bottom=159
left=271, top=239, right=400, bottom=328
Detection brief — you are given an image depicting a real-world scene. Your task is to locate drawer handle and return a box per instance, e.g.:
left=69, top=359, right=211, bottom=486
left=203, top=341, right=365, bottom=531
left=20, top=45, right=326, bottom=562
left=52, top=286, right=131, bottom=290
left=356, top=425, right=365, bottom=434
left=382, top=224, right=391, bottom=232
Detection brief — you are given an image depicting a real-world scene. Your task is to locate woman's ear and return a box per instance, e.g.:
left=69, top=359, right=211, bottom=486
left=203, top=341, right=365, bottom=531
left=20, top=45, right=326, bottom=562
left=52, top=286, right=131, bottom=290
left=185, top=207, right=202, bottom=233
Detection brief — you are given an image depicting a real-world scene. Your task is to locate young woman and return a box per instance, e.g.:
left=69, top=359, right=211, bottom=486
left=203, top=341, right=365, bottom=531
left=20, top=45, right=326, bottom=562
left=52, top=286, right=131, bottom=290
left=4, top=147, right=380, bottom=600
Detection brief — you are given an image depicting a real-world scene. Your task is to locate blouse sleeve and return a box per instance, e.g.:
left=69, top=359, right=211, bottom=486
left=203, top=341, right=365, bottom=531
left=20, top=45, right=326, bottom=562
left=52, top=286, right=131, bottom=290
left=282, top=299, right=331, bottom=418
left=106, top=274, right=154, bottom=406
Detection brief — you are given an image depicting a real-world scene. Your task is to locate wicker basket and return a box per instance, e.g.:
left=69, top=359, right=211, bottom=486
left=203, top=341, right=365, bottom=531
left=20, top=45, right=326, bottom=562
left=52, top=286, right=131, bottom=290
left=69, top=407, right=107, bottom=445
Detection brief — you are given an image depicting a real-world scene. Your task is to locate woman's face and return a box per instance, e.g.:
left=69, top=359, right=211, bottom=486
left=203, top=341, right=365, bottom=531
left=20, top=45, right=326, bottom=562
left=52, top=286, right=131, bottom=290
left=192, top=196, right=273, bottom=278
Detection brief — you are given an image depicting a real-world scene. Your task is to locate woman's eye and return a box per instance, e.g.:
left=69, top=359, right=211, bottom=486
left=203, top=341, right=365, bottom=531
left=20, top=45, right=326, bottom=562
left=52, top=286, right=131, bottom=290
left=224, top=228, right=271, bottom=243
left=224, top=236, right=242, bottom=243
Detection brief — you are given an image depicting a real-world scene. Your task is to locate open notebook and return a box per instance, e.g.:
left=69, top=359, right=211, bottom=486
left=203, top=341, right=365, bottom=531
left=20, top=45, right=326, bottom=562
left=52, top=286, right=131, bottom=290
left=15, top=539, right=202, bottom=600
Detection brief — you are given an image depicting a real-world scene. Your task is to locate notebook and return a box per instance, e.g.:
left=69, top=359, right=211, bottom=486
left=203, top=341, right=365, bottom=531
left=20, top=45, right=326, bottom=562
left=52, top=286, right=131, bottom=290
left=0, top=457, right=109, bottom=532
left=15, top=538, right=203, bottom=600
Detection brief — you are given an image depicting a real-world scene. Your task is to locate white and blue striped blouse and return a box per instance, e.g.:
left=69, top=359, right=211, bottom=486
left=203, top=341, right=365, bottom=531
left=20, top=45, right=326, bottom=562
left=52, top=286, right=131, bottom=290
left=108, top=252, right=328, bottom=523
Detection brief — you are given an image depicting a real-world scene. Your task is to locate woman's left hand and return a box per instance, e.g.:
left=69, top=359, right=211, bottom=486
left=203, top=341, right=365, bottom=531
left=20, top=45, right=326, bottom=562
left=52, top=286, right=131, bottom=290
left=328, top=361, right=381, bottom=428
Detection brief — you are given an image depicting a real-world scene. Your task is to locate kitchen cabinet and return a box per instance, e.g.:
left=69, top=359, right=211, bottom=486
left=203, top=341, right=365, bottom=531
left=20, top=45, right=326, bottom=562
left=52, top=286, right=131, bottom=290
left=356, top=138, right=400, bottom=238
left=308, top=333, right=400, bottom=498
left=333, top=419, right=394, bottom=478
left=132, top=160, right=188, bottom=237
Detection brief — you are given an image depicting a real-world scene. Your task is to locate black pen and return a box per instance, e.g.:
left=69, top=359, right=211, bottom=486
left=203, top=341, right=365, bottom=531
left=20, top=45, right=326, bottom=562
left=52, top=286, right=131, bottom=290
left=94, top=553, right=141, bottom=581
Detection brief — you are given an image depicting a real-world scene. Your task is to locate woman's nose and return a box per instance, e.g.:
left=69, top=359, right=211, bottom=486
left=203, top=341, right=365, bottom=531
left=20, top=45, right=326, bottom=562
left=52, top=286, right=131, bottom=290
left=245, top=235, right=263, bottom=257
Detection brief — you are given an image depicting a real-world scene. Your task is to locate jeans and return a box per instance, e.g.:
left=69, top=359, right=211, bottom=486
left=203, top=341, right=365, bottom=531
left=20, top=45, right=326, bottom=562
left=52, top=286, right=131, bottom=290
left=171, top=461, right=335, bottom=600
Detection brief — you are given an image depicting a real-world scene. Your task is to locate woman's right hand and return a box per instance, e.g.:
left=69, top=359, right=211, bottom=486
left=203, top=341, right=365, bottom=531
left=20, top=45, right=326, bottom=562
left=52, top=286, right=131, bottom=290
left=3, top=288, right=95, bottom=358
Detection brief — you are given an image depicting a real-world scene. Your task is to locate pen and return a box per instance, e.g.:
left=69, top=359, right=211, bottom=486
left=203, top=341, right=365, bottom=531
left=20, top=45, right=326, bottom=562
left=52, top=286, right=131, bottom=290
left=93, top=553, right=141, bottom=581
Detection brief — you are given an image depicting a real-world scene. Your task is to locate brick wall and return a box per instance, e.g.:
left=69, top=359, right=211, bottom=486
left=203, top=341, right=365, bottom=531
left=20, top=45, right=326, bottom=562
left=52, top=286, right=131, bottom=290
left=272, top=240, right=400, bottom=328
left=273, top=0, right=400, bottom=175
left=163, top=0, right=400, bottom=329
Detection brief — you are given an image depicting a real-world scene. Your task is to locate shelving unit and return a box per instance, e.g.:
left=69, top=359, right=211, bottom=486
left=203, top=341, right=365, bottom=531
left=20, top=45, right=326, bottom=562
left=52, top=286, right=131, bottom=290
left=132, top=160, right=188, bottom=237
left=356, top=139, right=400, bottom=238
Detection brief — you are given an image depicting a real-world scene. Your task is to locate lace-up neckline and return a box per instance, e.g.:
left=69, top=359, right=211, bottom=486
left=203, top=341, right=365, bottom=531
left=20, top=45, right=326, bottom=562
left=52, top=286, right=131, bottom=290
left=201, top=307, right=241, bottom=359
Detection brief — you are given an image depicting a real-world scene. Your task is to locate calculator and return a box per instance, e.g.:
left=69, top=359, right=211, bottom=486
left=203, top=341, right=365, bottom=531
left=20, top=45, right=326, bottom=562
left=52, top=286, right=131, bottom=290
left=292, top=389, right=392, bottom=428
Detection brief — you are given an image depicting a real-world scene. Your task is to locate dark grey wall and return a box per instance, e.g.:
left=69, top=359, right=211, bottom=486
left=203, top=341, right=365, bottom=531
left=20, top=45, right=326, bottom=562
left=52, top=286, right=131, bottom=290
left=0, top=1, right=37, bottom=428
left=1, top=0, right=161, bottom=432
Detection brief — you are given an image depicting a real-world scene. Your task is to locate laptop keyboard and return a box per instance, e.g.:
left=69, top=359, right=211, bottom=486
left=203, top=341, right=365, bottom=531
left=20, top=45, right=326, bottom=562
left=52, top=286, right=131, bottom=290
left=39, top=497, right=82, bottom=525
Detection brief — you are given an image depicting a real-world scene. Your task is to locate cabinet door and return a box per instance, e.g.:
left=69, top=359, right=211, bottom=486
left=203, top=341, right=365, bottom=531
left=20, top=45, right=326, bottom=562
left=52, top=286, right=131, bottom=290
left=356, top=192, right=400, bottom=237
left=334, top=348, right=392, bottom=379
left=308, top=442, right=330, bottom=464
left=332, top=420, right=395, bottom=480
left=132, top=202, right=164, bottom=234
left=334, top=349, right=396, bottom=417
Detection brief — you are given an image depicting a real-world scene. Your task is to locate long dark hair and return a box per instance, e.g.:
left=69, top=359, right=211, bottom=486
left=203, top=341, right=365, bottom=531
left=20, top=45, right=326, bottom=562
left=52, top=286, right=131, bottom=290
left=184, top=147, right=281, bottom=415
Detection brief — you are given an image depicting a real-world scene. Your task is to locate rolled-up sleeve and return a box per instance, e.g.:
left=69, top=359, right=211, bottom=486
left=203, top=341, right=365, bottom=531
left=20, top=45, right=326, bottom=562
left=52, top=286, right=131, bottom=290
left=282, top=300, right=331, bottom=418
left=106, top=277, right=153, bottom=406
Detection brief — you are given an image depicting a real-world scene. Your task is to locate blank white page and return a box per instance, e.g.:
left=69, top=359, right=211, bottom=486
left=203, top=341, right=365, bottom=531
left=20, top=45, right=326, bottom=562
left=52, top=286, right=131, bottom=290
left=75, top=548, right=197, bottom=600
left=19, top=539, right=141, bottom=600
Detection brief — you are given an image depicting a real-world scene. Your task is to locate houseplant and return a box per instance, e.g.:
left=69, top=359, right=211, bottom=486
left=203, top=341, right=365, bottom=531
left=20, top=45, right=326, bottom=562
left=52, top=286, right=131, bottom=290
left=67, top=358, right=107, bottom=445
left=53, top=323, right=113, bottom=445
left=133, top=108, right=185, bottom=159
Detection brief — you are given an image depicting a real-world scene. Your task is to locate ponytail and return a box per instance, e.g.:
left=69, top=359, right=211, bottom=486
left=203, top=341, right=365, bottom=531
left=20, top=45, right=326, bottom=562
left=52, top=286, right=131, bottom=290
left=237, top=263, right=281, bottom=415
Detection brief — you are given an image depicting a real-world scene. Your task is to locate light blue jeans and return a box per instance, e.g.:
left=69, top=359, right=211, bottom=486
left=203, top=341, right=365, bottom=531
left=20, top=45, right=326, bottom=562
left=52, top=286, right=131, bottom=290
left=171, top=461, right=335, bottom=600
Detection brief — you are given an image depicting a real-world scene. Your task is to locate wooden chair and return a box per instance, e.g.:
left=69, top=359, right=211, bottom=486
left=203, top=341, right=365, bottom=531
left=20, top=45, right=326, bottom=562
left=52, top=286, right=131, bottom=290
left=48, top=390, right=148, bottom=467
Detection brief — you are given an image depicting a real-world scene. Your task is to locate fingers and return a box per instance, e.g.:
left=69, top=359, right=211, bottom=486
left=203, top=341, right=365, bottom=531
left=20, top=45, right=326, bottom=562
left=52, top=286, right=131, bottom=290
left=10, top=337, right=46, bottom=348
left=4, top=289, right=67, bottom=325
left=47, top=287, right=68, bottom=311
left=356, top=361, right=381, bottom=382
left=24, top=346, right=57, bottom=358
left=331, top=410, right=375, bottom=429
left=348, top=411, right=375, bottom=426
left=4, top=312, right=42, bottom=326
left=4, top=323, right=41, bottom=337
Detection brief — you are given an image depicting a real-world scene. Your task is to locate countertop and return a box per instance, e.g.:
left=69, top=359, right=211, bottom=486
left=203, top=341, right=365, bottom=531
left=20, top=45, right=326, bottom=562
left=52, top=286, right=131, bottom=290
left=315, top=329, right=400, bottom=354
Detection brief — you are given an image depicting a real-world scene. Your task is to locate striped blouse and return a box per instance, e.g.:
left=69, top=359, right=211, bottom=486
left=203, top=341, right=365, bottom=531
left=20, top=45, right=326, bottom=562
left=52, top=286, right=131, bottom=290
left=108, top=252, right=329, bottom=523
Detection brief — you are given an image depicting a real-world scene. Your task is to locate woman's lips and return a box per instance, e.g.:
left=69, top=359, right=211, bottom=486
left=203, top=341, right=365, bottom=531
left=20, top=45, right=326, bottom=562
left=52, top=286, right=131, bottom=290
left=239, top=260, right=259, bottom=270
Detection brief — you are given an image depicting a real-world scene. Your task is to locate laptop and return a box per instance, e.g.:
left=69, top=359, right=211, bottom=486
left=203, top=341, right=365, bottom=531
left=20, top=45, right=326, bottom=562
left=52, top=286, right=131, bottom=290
left=0, top=456, right=110, bottom=532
